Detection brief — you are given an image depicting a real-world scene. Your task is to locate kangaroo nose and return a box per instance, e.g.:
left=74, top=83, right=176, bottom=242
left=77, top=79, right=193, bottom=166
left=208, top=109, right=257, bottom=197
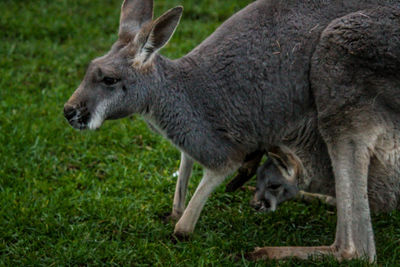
left=250, top=197, right=272, bottom=212
left=250, top=198, right=263, bottom=210
left=64, top=104, right=77, bottom=121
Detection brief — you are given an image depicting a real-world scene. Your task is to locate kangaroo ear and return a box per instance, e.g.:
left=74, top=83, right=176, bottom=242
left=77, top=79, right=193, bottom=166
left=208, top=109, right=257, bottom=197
left=268, top=151, right=290, bottom=173
left=132, top=6, right=183, bottom=68
left=268, top=147, right=299, bottom=183
left=119, top=0, right=154, bottom=41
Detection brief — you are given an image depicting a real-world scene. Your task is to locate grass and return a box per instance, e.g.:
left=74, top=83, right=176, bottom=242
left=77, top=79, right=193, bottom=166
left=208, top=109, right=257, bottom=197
left=1, top=0, right=399, bottom=265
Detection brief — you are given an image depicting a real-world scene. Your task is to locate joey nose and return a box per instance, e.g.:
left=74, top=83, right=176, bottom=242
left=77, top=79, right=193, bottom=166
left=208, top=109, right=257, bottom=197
left=250, top=197, right=272, bottom=212
left=64, top=104, right=76, bottom=121
left=250, top=198, right=262, bottom=210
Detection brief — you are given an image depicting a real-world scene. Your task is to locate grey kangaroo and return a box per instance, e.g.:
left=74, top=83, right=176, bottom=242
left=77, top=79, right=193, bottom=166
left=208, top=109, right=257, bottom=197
left=64, top=0, right=400, bottom=262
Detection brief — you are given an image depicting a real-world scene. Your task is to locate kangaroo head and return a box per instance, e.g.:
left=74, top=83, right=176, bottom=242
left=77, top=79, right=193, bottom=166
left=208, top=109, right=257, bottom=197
left=63, top=0, right=182, bottom=130
left=251, top=146, right=301, bottom=212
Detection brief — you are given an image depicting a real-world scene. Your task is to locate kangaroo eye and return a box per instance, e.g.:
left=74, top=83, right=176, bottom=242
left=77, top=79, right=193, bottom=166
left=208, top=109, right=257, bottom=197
left=102, top=77, right=120, bottom=86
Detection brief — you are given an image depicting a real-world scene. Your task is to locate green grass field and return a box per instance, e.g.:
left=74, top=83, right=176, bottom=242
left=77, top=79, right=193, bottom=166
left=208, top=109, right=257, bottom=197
left=1, top=0, right=399, bottom=265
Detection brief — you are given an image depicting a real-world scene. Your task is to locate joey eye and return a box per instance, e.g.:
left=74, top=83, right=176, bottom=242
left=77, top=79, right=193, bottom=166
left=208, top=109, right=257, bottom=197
left=267, top=184, right=281, bottom=190
left=102, top=77, right=120, bottom=86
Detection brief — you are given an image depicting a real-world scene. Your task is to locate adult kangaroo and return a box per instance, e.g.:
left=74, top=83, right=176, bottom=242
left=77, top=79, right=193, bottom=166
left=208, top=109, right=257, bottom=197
left=64, top=0, right=400, bottom=262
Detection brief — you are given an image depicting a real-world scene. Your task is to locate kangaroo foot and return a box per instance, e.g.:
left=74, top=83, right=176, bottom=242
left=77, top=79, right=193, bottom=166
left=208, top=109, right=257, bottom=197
left=247, top=245, right=335, bottom=261
left=172, top=231, right=192, bottom=242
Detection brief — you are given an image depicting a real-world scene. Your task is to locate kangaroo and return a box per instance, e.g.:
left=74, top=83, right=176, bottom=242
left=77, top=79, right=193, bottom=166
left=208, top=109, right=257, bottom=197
left=250, top=157, right=302, bottom=212
left=250, top=115, right=336, bottom=212
left=227, top=123, right=336, bottom=211
left=64, top=0, right=400, bottom=262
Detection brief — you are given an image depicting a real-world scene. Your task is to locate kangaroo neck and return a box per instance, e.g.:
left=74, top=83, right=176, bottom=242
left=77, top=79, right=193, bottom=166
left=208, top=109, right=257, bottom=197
left=143, top=55, right=208, bottom=147
left=143, top=54, right=238, bottom=168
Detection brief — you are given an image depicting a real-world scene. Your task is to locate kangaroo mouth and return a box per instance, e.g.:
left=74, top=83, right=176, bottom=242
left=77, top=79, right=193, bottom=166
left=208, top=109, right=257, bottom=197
left=251, top=197, right=278, bottom=212
left=64, top=106, right=90, bottom=130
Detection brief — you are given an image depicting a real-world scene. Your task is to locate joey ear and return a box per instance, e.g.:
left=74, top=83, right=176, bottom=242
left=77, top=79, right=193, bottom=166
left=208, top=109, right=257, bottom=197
left=132, top=6, right=183, bottom=68
left=268, top=147, right=299, bottom=183
left=268, top=147, right=290, bottom=169
left=268, top=152, right=290, bottom=173
left=119, top=0, right=154, bottom=40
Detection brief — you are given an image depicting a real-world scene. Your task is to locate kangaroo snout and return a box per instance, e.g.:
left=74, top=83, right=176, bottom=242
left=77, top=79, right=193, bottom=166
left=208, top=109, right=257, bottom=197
left=63, top=103, right=90, bottom=130
left=250, top=195, right=277, bottom=212
left=250, top=198, right=266, bottom=211
left=63, top=104, right=76, bottom=121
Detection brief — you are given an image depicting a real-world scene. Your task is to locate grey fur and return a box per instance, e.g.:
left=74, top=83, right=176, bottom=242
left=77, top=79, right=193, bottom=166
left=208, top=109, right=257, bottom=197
left=251, top=157, right=299, bottom=212
left=64, top=0, right=400, bottom=262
